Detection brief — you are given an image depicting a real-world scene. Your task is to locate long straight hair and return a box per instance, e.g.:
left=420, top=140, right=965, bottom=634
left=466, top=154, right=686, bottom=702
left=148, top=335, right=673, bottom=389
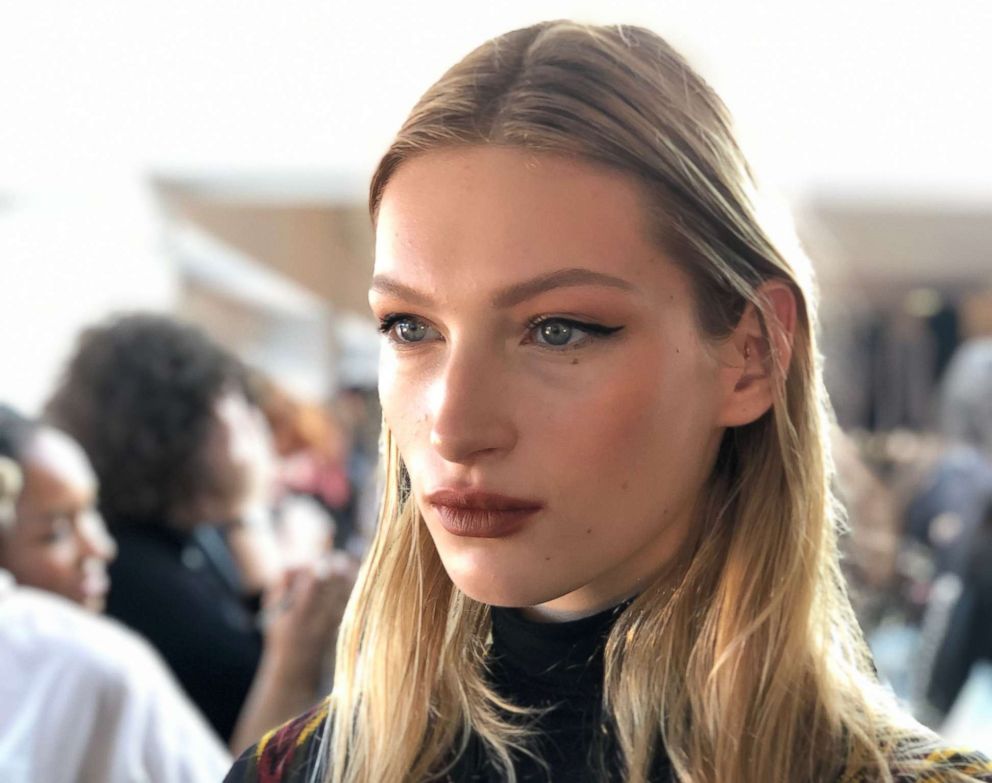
left=324, top=21, right=927, bottom=783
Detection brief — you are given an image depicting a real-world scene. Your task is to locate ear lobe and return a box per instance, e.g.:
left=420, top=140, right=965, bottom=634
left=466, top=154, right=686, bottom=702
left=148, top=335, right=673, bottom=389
left=716, top=281, right=798, bottom=428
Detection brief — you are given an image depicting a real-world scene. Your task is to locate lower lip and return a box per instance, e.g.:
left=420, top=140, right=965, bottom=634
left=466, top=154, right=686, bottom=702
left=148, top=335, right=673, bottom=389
left=432, top=505, right=540, bottom=538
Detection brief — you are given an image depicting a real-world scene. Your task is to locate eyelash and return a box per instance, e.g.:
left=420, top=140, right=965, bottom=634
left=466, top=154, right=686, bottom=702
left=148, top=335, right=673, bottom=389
left=377, top=313, right=422, bottom=340
left=377, top=313, right=623, bottom=351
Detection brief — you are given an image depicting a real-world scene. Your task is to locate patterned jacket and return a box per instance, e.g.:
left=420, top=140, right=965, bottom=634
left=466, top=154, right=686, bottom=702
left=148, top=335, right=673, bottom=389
left=224, top=700, right=992, bottom=783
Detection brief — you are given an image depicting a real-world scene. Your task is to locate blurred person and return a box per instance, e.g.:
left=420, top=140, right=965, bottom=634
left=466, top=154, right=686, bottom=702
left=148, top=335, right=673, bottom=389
left=0, top=404, right=115, bottom=612
left=909, top=339, right=992, bottom=726
left=940, top=338, right=992, bottom=456
left=831, top=425, right=901, bottom=629
left=906, top=337, right=992, bottom=572
left=0, top=411, right=231, bottom=782
left=333, top=385, right=383, bottom=555
left=228, top=21, right=990, bottom=783
left=0, top=402, right=354, bottom=757
left=253, top=375, right=348, bottom=558
left=45, top=314, right=358, bottom=751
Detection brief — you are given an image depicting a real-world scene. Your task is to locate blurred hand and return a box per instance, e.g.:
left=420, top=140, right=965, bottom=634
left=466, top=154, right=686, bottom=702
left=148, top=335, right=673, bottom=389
left=229, top=551, right=359, bottom=754
left=274, top=494, right=336, bottom=570
left=259, top=551, right=359, bottom=686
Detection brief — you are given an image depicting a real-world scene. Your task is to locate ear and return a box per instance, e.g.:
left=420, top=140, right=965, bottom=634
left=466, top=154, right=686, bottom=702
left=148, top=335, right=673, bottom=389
left=715, top=280, right=797, bottom=428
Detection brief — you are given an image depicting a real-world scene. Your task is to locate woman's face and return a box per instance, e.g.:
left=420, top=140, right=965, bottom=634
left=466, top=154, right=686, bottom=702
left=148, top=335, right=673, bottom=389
left=0, top=428, right=116, bottom=612
left=372, top=147, right=734, bottom=620
left=202, top=391, right=277, bottom=521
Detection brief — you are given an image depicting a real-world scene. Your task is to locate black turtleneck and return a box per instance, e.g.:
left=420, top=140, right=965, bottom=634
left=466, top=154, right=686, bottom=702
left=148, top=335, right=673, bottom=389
left=447, top=601, right=673, bottom=782
left=224, top=601, right=675, bottom=783
left=224, top=599, right=992, bottom=782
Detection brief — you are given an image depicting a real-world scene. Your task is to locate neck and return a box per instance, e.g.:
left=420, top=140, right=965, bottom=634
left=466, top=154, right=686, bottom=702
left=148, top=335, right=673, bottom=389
left=521, top=585, right=641, bottom=623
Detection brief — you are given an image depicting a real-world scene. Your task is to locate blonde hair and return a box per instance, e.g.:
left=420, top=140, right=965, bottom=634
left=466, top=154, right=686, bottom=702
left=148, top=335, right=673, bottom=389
left=326, top=21, right=928, bottom=783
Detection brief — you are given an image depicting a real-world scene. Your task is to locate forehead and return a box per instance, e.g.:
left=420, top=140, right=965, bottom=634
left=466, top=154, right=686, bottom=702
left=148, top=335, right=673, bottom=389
left=19, top=429, right=96, bottom=503
left=373, top=146, right=664, bottom=289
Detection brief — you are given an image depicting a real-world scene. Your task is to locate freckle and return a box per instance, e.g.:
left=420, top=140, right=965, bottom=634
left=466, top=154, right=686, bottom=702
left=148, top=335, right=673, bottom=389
left=675, top=348, right=680, bottom=354
left=586, top=527, right=592, bottom=534
left=571, top=358, right=579, bottom=365
left=545, top=556, right=552, bottom=561
left=621, top=481, right=629, bottom=490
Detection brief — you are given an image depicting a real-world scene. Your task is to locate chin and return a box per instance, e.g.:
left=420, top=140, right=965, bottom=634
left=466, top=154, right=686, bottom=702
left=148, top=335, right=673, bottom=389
left=445, top=567, right=563, bottom=609
left=81, top=595, right=107, bottom=613
left=431, top=532, right=576, bottom=609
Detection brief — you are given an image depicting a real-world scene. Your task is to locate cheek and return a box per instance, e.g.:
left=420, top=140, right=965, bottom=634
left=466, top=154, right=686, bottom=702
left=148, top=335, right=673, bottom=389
left=379, top=357, right=429, bottom=461
left=378, top=353, right=406, bottom=434
left=537, top=346, right=718, bottom=503
left=4, top=543, right=77, bottom=588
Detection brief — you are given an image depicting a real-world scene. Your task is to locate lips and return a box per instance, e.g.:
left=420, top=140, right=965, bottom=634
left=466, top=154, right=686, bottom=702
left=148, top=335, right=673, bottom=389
left=425, top=489, right=544, bottom=538
left=79, top=568, right=109, bottom=599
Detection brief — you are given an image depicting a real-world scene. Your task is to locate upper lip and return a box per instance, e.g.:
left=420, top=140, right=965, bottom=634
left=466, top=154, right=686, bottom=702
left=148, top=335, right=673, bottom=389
left=425, top=489, right=544, bottom=511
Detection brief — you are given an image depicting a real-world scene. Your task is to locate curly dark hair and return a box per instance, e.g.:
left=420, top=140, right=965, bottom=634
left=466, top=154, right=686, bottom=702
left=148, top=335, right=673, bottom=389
left=44, top=314, right=252, bottom=527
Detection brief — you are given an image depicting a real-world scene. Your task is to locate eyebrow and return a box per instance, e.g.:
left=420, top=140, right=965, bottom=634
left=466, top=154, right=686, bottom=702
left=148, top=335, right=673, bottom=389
left=370, top=267, right=636, bottom=309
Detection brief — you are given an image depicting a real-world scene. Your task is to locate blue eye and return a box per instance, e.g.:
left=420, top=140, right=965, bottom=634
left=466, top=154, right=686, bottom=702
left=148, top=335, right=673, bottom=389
left=378, top=315, right=439, bottom=345
left=396, top=319, right=427, bottom=342
left=528, top=317, right=623, bottom=349
left=536, top=319, right=578, bottom=347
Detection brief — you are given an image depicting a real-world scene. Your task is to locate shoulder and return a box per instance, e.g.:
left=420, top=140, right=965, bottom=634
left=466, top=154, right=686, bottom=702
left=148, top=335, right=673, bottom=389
left=0, top=583, right=152, bottom=668
left=841, top=731, right=992, bottom=782
left=1, top=584, right=230, bottom=781
left=892, top=740, right=992, bottom=783
left=225, top=699, right=330, bottom=783
left=107, top=525, right=253, bottom=630
left=0, top=583, right=222, bottom=720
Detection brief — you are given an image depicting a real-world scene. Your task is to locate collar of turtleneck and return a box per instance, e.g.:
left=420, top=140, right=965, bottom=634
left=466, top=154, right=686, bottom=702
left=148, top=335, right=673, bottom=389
left=488, top=600, right=631, bottom=687
left=473, top=599, right=674, bottom=782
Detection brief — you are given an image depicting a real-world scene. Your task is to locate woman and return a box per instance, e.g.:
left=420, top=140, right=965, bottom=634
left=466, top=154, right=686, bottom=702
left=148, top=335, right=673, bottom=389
left=0, top=406, right=232, bottom=781
left=228, top=21, right=992, bottom=783
left=44, top=315, right=356, bottom=752
left=0, top=404, right=116, bottom=612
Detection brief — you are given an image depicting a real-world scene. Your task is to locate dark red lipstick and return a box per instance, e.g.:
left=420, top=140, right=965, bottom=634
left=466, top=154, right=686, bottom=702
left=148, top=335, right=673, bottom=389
left=426, top=489, right=543, bottom=538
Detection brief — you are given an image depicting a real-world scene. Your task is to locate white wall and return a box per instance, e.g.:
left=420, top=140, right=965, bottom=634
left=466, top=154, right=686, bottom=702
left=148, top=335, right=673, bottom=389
left=1, top=1, right=990, bottom=197
left=0, top=182, right=176, bottom=413
left=2, top=0, right=991, bottom=409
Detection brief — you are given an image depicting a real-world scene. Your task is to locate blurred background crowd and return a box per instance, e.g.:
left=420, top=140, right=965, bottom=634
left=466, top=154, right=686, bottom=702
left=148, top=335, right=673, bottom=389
left=1, top=0, right=991, bottom=778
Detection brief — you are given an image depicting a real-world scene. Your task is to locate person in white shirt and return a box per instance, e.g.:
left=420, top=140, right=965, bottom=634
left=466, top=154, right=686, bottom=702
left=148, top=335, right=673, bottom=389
left=0, top=450, right=231, bottom=783
left=0, top=566, right=232, bottom=783
left=0, top=405, right=116, bottom=612
left=0, top=400, right=356, bottom=770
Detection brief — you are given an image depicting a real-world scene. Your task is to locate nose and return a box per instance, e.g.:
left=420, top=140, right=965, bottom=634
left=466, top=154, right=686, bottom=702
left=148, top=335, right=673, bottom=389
left=428, top=344, right=517, bottom=464
left=78, top=510, right=117, bottom=563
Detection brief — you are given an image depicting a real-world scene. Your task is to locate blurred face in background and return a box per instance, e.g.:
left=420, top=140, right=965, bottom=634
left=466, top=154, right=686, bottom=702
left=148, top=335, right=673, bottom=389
left=201, top=391, right=278, bottom=523
left=0, top=427, right=116, bottom=612
left=199, top=391, right=288, bottom=592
